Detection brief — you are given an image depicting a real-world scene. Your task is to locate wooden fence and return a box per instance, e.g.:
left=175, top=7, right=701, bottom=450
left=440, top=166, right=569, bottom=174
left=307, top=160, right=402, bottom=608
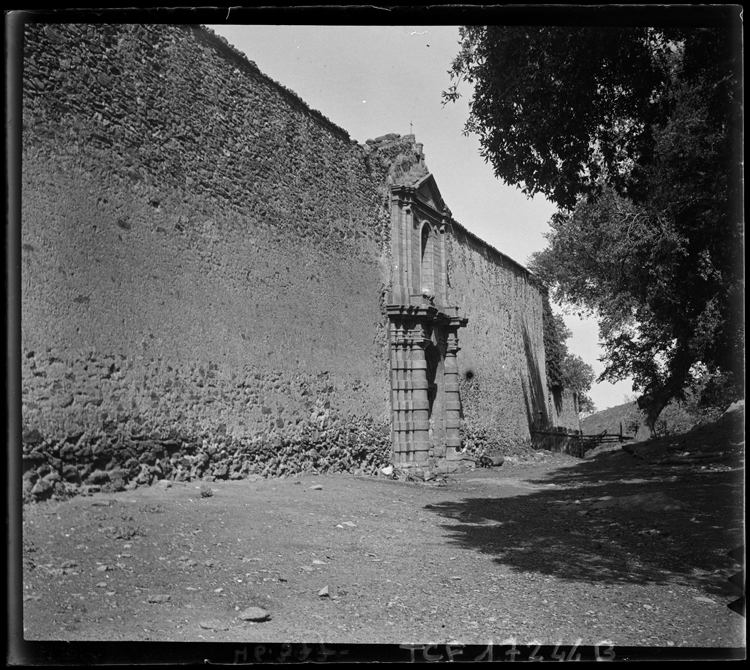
left=532, top=423, right=635, bottom=458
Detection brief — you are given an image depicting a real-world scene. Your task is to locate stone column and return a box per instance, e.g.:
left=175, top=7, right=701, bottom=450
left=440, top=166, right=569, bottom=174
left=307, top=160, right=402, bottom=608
left=438, top=215, right=449, bottom=307
left=390, top=186, right=416, bottom=306
left=403, top=191, right=415, bottom=297
left=444, top=315, right=468, bottom=460
left=389, top=318, right=408, bottom=461
left=387, top=305, right=437, bottom=469
left=408, top=319, right=432, bottom=466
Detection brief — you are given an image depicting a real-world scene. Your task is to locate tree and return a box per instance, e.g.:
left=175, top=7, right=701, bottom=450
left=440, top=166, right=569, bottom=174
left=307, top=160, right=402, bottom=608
left=623, top=408, right=643, bottom=439
left=561, top=353, right=597, bottom=416
left=577, top=394, right=597, bottom=418
left=542, top=293, right=570, bottom=388
left=445, top=21, right=743, bottom=432
left=682, top=367, right=739, bottom=425
left=561, top=352, right=596, bottom=393
left=443, top=26, right=678, bottom=210
left=541, top=293, right=597, bottom=416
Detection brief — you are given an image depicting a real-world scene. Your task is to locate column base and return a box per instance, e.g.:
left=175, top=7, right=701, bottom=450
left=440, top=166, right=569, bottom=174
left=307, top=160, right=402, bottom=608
left=444, top=446, right=465, bottom=461
left=393, top=456, right=474, bottom=476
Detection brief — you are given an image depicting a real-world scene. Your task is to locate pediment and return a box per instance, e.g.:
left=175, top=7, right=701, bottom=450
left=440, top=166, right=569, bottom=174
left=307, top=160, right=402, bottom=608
left=414, top=174, right=447, bottom=215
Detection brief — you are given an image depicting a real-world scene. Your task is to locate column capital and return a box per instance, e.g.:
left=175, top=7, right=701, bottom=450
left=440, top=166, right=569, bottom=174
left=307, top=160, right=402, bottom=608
left=386, top=303, right=439, bottom=321
left=391, top=185, right=417, bottom=207
left=439, top=210, right=453, bottom=233
left=449, top=315, right=469, bottom=330
left=445, top=315, right=468, bottom=355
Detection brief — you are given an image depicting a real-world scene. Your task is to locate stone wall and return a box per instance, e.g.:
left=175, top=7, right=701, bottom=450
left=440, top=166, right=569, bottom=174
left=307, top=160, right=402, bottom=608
left=446, top=224, right=555, bottom=455
left=19, top=22, right=579, bottom=500
left=548, top=388, right=582, bottom=433
left=21, top=23, right=396, bottom=499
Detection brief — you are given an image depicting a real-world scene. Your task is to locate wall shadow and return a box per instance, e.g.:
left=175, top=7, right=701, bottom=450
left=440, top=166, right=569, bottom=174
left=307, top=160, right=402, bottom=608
left=424, top=455, right=743, bottom=595
left=521, top=324, right=549, bottom=431
left=551, top=385, right=564, bottom=416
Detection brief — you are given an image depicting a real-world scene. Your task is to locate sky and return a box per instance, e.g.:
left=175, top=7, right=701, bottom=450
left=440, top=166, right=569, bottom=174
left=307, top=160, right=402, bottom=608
left=206, top=23, right=636, bottom=411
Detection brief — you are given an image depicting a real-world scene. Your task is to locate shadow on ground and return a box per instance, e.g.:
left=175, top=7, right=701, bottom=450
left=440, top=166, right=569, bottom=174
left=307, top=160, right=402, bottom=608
left=426, top=450, right=743, bottom=595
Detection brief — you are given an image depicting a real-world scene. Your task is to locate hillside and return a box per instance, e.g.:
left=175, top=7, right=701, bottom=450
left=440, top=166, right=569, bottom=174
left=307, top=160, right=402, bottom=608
left=581, top=401, right=643, bottom=438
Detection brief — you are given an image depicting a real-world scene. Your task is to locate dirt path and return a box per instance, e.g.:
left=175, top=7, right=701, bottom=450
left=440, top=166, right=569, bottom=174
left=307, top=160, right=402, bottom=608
left=19, top=442, right=744, bottom=654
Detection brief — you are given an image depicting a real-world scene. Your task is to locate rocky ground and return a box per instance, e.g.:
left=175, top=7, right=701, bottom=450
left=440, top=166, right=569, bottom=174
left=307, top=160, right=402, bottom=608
left=16, top=406, right=745, bottom=660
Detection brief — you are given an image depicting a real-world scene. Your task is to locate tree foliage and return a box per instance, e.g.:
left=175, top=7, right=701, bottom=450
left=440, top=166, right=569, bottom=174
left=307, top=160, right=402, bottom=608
left=542, top=293, right=569, bottom=388
left=561, top=353, right=596, bottom=397
left=444, top=26, right=678, bottom=210
left=446, top=21, right=743, bottom=430
left=563, top=354, right=597, bottom=417
left=542, top=293, right=597, bottom=416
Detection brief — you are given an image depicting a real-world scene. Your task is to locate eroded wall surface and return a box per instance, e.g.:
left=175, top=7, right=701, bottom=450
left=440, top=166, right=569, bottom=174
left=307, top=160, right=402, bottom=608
left=447, top=224, right=559, bottom=452
left=19, top=22, right=577, bottom=500
left=21, top=23, right=396, bottom=496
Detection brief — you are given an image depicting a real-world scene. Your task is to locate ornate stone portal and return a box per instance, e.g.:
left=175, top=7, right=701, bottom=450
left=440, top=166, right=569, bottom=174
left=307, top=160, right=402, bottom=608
left=386, top=170, right=468, bottom=472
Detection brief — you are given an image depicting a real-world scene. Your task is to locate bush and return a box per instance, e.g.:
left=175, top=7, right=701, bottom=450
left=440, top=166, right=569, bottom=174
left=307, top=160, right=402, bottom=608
left=653, top=402, right=696, bottom=437
left=460, top=424, right=535, bottom=459
left=683, top=370, right=742, bottom=425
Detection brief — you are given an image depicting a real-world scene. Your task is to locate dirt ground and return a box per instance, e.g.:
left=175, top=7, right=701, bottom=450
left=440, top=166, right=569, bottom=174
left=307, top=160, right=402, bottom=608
left=15, top=409, right=745, bottom=661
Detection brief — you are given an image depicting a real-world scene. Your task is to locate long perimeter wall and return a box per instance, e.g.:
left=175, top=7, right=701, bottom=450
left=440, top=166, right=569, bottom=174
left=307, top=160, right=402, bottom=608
left=448, top=223, right=575, bottom=453
left=19, top=22, right=577, bottom=500
left=20, top=23, right=401, bottom=497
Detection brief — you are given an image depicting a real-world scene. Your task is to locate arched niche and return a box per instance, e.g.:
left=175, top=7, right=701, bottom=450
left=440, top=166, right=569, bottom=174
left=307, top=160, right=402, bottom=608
left=419, top=220, right=440, bottom=301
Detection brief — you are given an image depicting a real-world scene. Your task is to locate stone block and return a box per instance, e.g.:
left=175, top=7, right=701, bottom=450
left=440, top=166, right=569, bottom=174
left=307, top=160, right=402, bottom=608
left=85, top=469, right=110, bottom=485
left=30, top=478, right=53, bottom=498
left=62, top=464, right=80, bottom=482
left=22, top=428, right=44, bottom=446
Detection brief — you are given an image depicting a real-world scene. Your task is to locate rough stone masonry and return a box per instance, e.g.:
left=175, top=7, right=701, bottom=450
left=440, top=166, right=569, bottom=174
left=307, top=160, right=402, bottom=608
left=20, top=22, right=578, bottom=501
